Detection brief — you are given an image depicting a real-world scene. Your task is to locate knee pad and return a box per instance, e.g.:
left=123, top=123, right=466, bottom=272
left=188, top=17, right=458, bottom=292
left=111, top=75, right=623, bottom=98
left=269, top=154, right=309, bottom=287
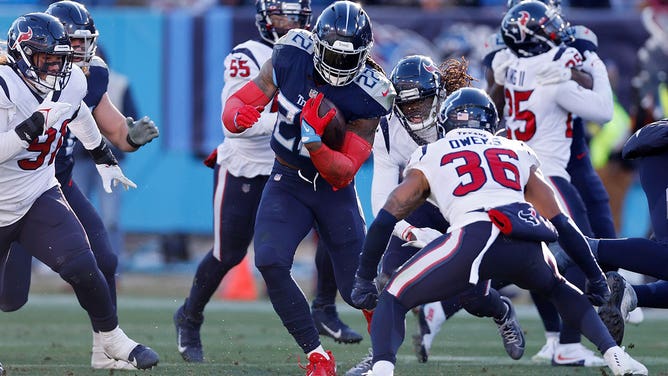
left=58, top=251, right=100, bottom=287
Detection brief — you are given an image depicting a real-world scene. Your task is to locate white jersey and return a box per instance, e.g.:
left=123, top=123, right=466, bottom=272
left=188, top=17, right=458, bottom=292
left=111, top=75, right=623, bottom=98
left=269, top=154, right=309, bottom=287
left=406, top=128, right=540, bottom=231
left=371, top=116, right=419, bottom=215
left=0, top=64, right=94, bottom=226
left=217, top=40, right=276, bottom=178
left=503, top=46, right=613, bottom=181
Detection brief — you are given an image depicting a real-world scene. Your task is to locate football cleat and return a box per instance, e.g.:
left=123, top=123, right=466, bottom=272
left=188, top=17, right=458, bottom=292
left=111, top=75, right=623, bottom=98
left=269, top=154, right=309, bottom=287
left=531, top=332, right=558, bottom=363
left=603, top=346, right=648, bottom=375
left=300, top=350, right=337, bottom=376
left=411, top=302, right=446, bottom=363
left=598, top=271, right=637, bottom=345
left=627, top=307, right=644, bottom=325
left=552, top=343, right=606, bottom=367
left=344, top=348, right=373, bottom=376
left=99, top=326, right=159, bottom=369
left=493, top=296, right=525, bottom=360
left=0, top=361, right=5, bottom=376
left=173, top=301, right=204, bottom=362
left=92, top=331, right=139, bottom=370
left=312, top=304, right=363, bottom=344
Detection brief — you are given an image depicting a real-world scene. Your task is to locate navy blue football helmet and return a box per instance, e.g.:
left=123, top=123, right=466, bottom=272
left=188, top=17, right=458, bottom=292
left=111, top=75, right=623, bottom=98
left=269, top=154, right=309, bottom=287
left=438, top=87, right=499, bottom=134
left=501, top=1, right=567, bottom=57
left=7, top=12, right=73, bottom=93
left=45, top=1, right=98, bottom=66
left=312, top=1, right=373, bottom=86
left=390, top=55, right=443, bottom=145
left=255, top=0, right=311, bottom=45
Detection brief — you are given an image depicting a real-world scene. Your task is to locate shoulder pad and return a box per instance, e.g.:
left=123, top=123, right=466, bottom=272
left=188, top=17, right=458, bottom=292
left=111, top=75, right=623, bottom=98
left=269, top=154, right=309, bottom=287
left=89, top=56, right=108, bottom=70
left=69, top=64, right=88, bottom=93
left=481, top=32, right=506, bottom=68
left=622, top=121, right=668, bottom=159
left=553, top=46, right=583, bottom=68
left=275, top=29, right=313, bottom=54
left=566, top=25, right=598, bottom=54
left=354, top=66, right=395, bottom=113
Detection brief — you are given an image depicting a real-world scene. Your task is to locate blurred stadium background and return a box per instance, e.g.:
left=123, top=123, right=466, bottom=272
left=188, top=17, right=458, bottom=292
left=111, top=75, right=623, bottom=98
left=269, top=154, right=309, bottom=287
left=1, top=1, right=667, bottom=374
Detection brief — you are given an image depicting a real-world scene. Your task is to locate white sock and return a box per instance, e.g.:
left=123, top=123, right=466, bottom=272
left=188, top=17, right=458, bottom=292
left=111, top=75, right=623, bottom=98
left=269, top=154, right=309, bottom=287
left=307, top=345, right=329, bottom=360
left=371, top=360, right=394, bottom=376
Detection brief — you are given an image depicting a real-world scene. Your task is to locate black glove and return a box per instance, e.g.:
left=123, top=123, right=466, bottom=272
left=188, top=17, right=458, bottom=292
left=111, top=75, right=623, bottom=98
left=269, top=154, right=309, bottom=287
left=585, top=274, right=611, bottom=306
left=351, top=274, right=378, bottom=310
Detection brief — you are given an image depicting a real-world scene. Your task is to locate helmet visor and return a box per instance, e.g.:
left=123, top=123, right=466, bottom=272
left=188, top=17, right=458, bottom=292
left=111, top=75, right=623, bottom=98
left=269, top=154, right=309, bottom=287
left=320, top=46, right=365, bottom=72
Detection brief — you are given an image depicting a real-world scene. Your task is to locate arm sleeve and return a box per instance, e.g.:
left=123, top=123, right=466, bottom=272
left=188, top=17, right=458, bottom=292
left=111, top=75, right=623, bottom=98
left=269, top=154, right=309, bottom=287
left=309, top=131, right=373, bottom=189
left=67, top=101, right=102, bottom=150
left=220, top=47, right=275, bottom=138
left=554, top=62, right=613, bottom=124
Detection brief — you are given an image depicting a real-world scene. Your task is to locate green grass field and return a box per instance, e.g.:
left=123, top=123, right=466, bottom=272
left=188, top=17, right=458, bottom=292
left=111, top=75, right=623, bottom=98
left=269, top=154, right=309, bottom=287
left=1, top=294, right=667, bottom=375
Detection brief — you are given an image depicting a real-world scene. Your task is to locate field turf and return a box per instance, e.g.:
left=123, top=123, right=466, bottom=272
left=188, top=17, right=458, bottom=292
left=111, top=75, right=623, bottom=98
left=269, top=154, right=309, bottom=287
left=1, top=294, right=667, bottom=375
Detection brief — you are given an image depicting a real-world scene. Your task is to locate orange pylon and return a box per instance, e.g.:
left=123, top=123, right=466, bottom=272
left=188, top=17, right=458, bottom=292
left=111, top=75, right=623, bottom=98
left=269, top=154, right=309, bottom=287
left=217, top=255, right=258, bottom=301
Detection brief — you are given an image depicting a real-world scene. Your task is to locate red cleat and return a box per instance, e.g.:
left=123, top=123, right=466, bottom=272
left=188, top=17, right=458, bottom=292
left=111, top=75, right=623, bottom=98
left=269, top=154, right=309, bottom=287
left=300, top=350, right=337, bottom=376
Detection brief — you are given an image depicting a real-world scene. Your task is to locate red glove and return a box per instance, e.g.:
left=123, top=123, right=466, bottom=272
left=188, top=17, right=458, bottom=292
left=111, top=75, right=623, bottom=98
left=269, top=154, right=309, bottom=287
left=234, top=105, right=263, bottom=130
left=300, top=92, right=336, bottom=136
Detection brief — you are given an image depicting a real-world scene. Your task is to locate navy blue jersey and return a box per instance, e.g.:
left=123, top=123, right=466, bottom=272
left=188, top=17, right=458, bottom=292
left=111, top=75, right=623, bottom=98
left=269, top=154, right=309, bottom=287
left=55, top=57, right=109, bottom=178
left=270, top=29, right=393, bottom=177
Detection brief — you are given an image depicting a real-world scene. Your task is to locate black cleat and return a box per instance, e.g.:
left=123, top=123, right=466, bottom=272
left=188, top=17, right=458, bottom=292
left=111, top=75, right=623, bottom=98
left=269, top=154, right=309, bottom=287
left=173, top=301, right=204, bottom=362
left=598, top=271, right=637, bottom=345
left=312, top=304, right=363, bottom=344
left=494, top=296, right=525, bottom=360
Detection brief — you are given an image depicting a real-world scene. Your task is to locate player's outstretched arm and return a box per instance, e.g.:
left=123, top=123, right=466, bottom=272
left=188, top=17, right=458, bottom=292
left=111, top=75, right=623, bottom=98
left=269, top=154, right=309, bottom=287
left=93, top=93, right=159, bottom=152
left=525, top=167, right=608, bottom=304
left=222, top=58, right=277, bottom=133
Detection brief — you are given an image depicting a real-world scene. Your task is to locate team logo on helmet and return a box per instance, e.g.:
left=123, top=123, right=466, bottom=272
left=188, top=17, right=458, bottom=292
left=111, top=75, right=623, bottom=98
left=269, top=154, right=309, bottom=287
left=423, top=61, right=437, bottom=73
left=517, top=11, right=531, bottom=42
left=12, top=26, right=33, bottom=50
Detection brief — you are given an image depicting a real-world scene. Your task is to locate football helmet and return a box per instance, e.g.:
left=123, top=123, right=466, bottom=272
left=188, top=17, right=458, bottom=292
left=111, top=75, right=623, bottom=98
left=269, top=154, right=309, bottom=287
left=7, top=12, right=73, bottom=93
left=390, top=55, right=443, bottom=145
left=45, top=1, right=98, bottom=66
left=438, top=87, right=499, bottom=134
left=501, top=1, right=567, bottom=57
left=506, top=0, right=561, bottom=13
left=255, top=0, right=311, bottom=45
left=312, top=1, right=373, bottom=86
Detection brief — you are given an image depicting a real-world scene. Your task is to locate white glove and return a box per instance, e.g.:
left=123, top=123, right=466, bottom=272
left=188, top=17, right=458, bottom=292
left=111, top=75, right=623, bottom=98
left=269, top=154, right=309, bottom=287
left=95, top=164, right=137, bottom=193
left=536, top=62, right=572, bottom=85
left=37, top=91, right=71, bottom=132
left=580, top=50, right=605, bottom=75
left=491, top=48, right=515, bottom=86
left=400, top=227, right=443, bottom=249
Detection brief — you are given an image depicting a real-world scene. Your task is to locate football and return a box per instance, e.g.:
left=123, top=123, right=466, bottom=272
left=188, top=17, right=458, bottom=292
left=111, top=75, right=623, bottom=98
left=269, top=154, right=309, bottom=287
left=318, top=96, right=347, bottom=151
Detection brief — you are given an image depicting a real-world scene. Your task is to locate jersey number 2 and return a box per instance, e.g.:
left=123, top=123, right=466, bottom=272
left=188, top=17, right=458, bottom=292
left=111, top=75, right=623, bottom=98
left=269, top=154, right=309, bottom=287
left=440, top=148, right=522, bottom=196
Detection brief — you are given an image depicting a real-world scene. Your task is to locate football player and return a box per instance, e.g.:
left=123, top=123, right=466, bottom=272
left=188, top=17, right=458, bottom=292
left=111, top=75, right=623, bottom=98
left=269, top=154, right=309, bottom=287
left=346, top=55, right=525, bottom=376
left=173, top=0, right=362, bottom=364
left=589, top=120, right=668, bottom=344
left=221, top=1, right=394, bottom=374
left=0, top=12, right=158, bottom=369
left=351, top=86, right=647, bottom=376
left=0, top=1, right=160, bottom=370
left=491, top=1, right=616, bottom=366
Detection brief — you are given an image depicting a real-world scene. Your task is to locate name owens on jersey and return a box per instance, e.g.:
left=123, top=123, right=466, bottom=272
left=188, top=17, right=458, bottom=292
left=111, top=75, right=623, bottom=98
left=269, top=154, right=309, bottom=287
left=406, top=128, right=539, bottom=230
